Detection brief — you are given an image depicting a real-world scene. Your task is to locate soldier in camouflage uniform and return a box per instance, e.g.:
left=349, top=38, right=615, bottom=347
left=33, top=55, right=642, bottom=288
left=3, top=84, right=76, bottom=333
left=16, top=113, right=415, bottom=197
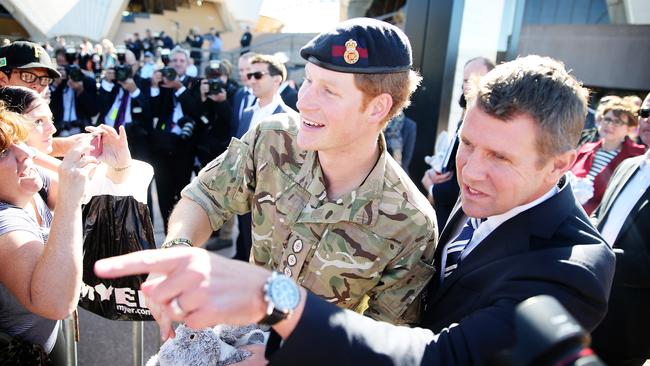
left=162, top=18, right=437, bottom=325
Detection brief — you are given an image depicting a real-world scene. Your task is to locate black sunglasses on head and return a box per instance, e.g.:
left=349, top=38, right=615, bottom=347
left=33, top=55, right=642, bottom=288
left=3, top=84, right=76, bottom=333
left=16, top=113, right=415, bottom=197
left=640, top=107, right=650, bottom=119
left=246, top=71, right=269, bottom=80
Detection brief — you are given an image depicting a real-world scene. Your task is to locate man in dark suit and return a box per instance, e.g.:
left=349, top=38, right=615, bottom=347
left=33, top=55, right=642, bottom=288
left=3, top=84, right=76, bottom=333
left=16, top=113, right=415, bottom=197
left=50, top=47, right=98, bottom=136
left=590, top=93, right=650, bottom=366
left=231, top=52, right=257, bottom=135
left=148, top=46, right=202, bottom=231
left=422, top=57, right=494, bottom=228
left=97, top=49, right=152, bottom=161
left=233, top=53, right=293, bottom=262
left=94, top=33, right=615, bottom=366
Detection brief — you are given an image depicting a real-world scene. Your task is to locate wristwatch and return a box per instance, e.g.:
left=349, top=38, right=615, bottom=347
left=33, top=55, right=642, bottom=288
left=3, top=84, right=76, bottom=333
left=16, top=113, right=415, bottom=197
left=259, top=272, right=301, bottom=326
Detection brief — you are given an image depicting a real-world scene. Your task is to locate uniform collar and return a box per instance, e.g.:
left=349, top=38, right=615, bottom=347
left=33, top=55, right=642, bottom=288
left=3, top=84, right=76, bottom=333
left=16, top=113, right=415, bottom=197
left=294, top=133, right=387, bottom=226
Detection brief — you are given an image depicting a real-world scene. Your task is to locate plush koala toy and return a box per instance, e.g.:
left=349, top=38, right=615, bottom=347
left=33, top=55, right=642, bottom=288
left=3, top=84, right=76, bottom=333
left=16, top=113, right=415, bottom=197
left=146, top=323, right=268, bottom=366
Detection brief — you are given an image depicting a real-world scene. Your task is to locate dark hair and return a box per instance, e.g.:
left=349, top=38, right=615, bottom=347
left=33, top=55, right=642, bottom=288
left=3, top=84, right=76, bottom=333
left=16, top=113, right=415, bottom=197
left=0, top=86, right=43, bottom=114
left=249, top=54, right=286, bottom=82
left=466, top=55, right=588, bottom=163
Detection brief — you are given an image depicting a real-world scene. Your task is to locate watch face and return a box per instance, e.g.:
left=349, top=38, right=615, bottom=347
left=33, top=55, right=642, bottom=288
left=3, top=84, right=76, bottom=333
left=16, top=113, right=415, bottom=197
left=269, top=276, right=300, bottom=312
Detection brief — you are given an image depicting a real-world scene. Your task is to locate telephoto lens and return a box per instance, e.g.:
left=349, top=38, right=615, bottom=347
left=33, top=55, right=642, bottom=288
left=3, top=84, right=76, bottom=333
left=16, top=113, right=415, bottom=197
left=179, top=119, right=195, bottom=140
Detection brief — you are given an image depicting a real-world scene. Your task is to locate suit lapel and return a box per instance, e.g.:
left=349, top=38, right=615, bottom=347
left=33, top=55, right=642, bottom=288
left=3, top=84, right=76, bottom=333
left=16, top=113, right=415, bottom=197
left=597, top=158, right=642, bottom=230
left=615, top=188, right=650, bottom=245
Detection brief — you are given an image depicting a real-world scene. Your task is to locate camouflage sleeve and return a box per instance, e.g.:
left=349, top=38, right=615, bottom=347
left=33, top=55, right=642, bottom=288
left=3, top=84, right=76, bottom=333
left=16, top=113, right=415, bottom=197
left=181, top=132, right=258, bottom=231
left=364, top=224, right=437, bottom=325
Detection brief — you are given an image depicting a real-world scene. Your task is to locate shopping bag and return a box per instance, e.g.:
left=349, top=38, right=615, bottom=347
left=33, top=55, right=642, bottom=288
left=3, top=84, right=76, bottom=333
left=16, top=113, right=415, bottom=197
left=78, top=160, right=156, bottom=321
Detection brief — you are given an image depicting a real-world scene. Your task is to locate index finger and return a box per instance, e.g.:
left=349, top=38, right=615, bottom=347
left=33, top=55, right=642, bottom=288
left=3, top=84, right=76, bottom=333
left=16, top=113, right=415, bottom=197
left=94, top=248, right=192, bottom=278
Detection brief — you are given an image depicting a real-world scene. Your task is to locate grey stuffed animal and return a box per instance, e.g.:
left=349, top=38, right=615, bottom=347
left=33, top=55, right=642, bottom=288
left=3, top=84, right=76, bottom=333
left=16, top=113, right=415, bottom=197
left=146, top=324, right=268, bottom=366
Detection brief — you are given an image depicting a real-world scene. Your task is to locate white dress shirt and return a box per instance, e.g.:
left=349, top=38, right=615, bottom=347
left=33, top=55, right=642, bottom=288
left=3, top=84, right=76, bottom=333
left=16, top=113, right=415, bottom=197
left=600, top=152, right=650, bottom=246
left=101, top=80, right=141, bottom=127
left=246, top=93, right=283, bottom=133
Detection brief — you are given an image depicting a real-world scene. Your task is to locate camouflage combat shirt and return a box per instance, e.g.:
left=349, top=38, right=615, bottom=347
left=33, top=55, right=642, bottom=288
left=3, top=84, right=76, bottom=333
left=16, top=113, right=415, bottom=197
left=182, top=113, right=437, bottom=324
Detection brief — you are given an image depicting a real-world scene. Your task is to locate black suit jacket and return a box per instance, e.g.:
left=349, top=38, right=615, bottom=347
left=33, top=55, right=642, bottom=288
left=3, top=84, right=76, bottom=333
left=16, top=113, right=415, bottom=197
left=279, top=85, right=298, bottom=111
left=591, top=155, right=650, bottom=361
left=50, top=73, right=98, bottom=127
left=97, top=75, right=153, bottom=159
left=269, top=178, right=615, bottom=366
left=235, top=102, right=291, bottom=139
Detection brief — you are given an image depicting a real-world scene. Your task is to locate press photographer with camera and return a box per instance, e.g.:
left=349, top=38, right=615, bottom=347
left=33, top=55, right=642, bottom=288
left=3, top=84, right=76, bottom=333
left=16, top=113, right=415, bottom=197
left=50, top=47, right=98, bottom=136
left=149, top=46, right=201, bottom=231
left=98, top=48, right=152, bottom=162
left=195, top=60, right=236, bottom=167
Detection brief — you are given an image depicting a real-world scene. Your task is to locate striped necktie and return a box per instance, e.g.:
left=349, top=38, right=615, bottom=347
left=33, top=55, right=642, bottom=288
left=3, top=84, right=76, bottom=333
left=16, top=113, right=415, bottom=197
left=444, top=217, right=483, bottom=278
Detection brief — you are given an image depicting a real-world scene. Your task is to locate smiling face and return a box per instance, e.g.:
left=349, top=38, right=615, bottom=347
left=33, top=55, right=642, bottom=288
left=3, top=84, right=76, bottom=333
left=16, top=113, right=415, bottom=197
left=24, top=100, right=56, bottom=153
left=0, top=143, right=42, bottom=205
left=456, top=106, right=572, bottom=218
left=249, top=62, right=280, bottom=101
left=295, top=63, right=380, bottom=156
left=597, top=110, right=633, bottom=149
left=171, top=51, right=188, bottom=77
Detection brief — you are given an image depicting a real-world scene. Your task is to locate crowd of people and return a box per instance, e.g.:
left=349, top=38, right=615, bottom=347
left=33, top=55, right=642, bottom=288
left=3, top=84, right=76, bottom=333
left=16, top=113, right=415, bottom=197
left=0, top=16, right=648, bottom=366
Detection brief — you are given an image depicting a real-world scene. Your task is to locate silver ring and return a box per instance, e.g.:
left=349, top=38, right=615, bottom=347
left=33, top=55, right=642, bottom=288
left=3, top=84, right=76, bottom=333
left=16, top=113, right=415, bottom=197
left=169, top=297, right=185, bottom=317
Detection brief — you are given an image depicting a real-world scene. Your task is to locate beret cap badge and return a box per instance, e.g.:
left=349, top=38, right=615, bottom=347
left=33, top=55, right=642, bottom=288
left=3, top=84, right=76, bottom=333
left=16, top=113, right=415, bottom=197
left=343, top=39, right=360, bottom=65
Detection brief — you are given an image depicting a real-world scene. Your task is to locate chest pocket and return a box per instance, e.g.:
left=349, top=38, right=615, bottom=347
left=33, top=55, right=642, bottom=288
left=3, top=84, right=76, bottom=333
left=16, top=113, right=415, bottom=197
left=301, top=224, right=400, bottom=309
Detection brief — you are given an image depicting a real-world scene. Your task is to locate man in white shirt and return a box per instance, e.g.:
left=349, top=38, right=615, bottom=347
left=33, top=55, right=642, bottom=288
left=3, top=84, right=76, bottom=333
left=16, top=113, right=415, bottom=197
left=591, top=92, right=650, bottom=366
left=235, top=54, right=291, bottom=138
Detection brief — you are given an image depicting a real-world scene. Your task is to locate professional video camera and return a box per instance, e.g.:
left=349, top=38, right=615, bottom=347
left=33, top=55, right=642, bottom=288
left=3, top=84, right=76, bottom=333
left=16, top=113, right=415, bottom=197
left=114, top=64, right=132, bottom=82
left=503, top=295, right=605, bottom=366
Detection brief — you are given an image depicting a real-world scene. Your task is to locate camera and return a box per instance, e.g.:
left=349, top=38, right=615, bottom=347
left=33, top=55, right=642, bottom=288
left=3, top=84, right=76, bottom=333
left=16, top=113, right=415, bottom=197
left=116, top=46, right=127, bottom=65
left=207, top=79, right=225, bottom=95
left=114, top=64, right=132, bottom=82
left=161, top=67, right=176, bottom=81
left=507, top=295, right=605, bottom=366
left=160, top=48, right=171, bottom=66
left=66, top=64, right=84, bottom=82
left=64, top=47, right=78, bottom=65
left=178, top=117, right=196, bottom=141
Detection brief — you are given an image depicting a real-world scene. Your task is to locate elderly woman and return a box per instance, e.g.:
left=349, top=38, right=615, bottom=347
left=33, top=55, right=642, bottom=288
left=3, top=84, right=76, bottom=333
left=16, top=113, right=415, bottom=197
left=570, top=96, right=645, bottom=214
left=0, top=86, right=131, bottom=363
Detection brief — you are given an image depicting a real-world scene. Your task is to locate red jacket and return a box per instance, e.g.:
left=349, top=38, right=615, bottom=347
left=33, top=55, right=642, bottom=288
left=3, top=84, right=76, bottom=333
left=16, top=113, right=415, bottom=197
left=571, top=137, right=645, bottom=215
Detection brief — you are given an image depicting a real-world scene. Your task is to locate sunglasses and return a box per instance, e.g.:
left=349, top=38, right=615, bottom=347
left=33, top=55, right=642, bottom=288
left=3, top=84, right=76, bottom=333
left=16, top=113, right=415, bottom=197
left=246, top=71, right=269, bottom=80
left=640, top=108, right=650, bottom=119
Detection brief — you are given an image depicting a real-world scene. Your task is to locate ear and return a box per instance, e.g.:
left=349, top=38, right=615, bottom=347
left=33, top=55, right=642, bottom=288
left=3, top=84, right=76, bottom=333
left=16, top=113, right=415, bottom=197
left=366, top=93, right=393, bottom=125
left=546, top=149, right=577, bottom=183
left=0, top=71, right=9, bottom=87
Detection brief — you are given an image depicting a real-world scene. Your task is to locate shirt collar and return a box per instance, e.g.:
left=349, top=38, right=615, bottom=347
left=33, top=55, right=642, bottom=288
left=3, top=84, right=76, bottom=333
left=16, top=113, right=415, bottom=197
left=479, top=182, right=559, bottom=230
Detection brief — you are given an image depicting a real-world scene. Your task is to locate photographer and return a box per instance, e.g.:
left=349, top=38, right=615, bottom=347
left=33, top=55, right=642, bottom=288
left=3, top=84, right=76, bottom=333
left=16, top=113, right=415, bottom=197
left=51, top=47, right=98, bottom=136
left=196, top=60, right=236, bottom=167
left=98, top=49, right=152, bottom=162
left=149, top=46, right=201, bottom=230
